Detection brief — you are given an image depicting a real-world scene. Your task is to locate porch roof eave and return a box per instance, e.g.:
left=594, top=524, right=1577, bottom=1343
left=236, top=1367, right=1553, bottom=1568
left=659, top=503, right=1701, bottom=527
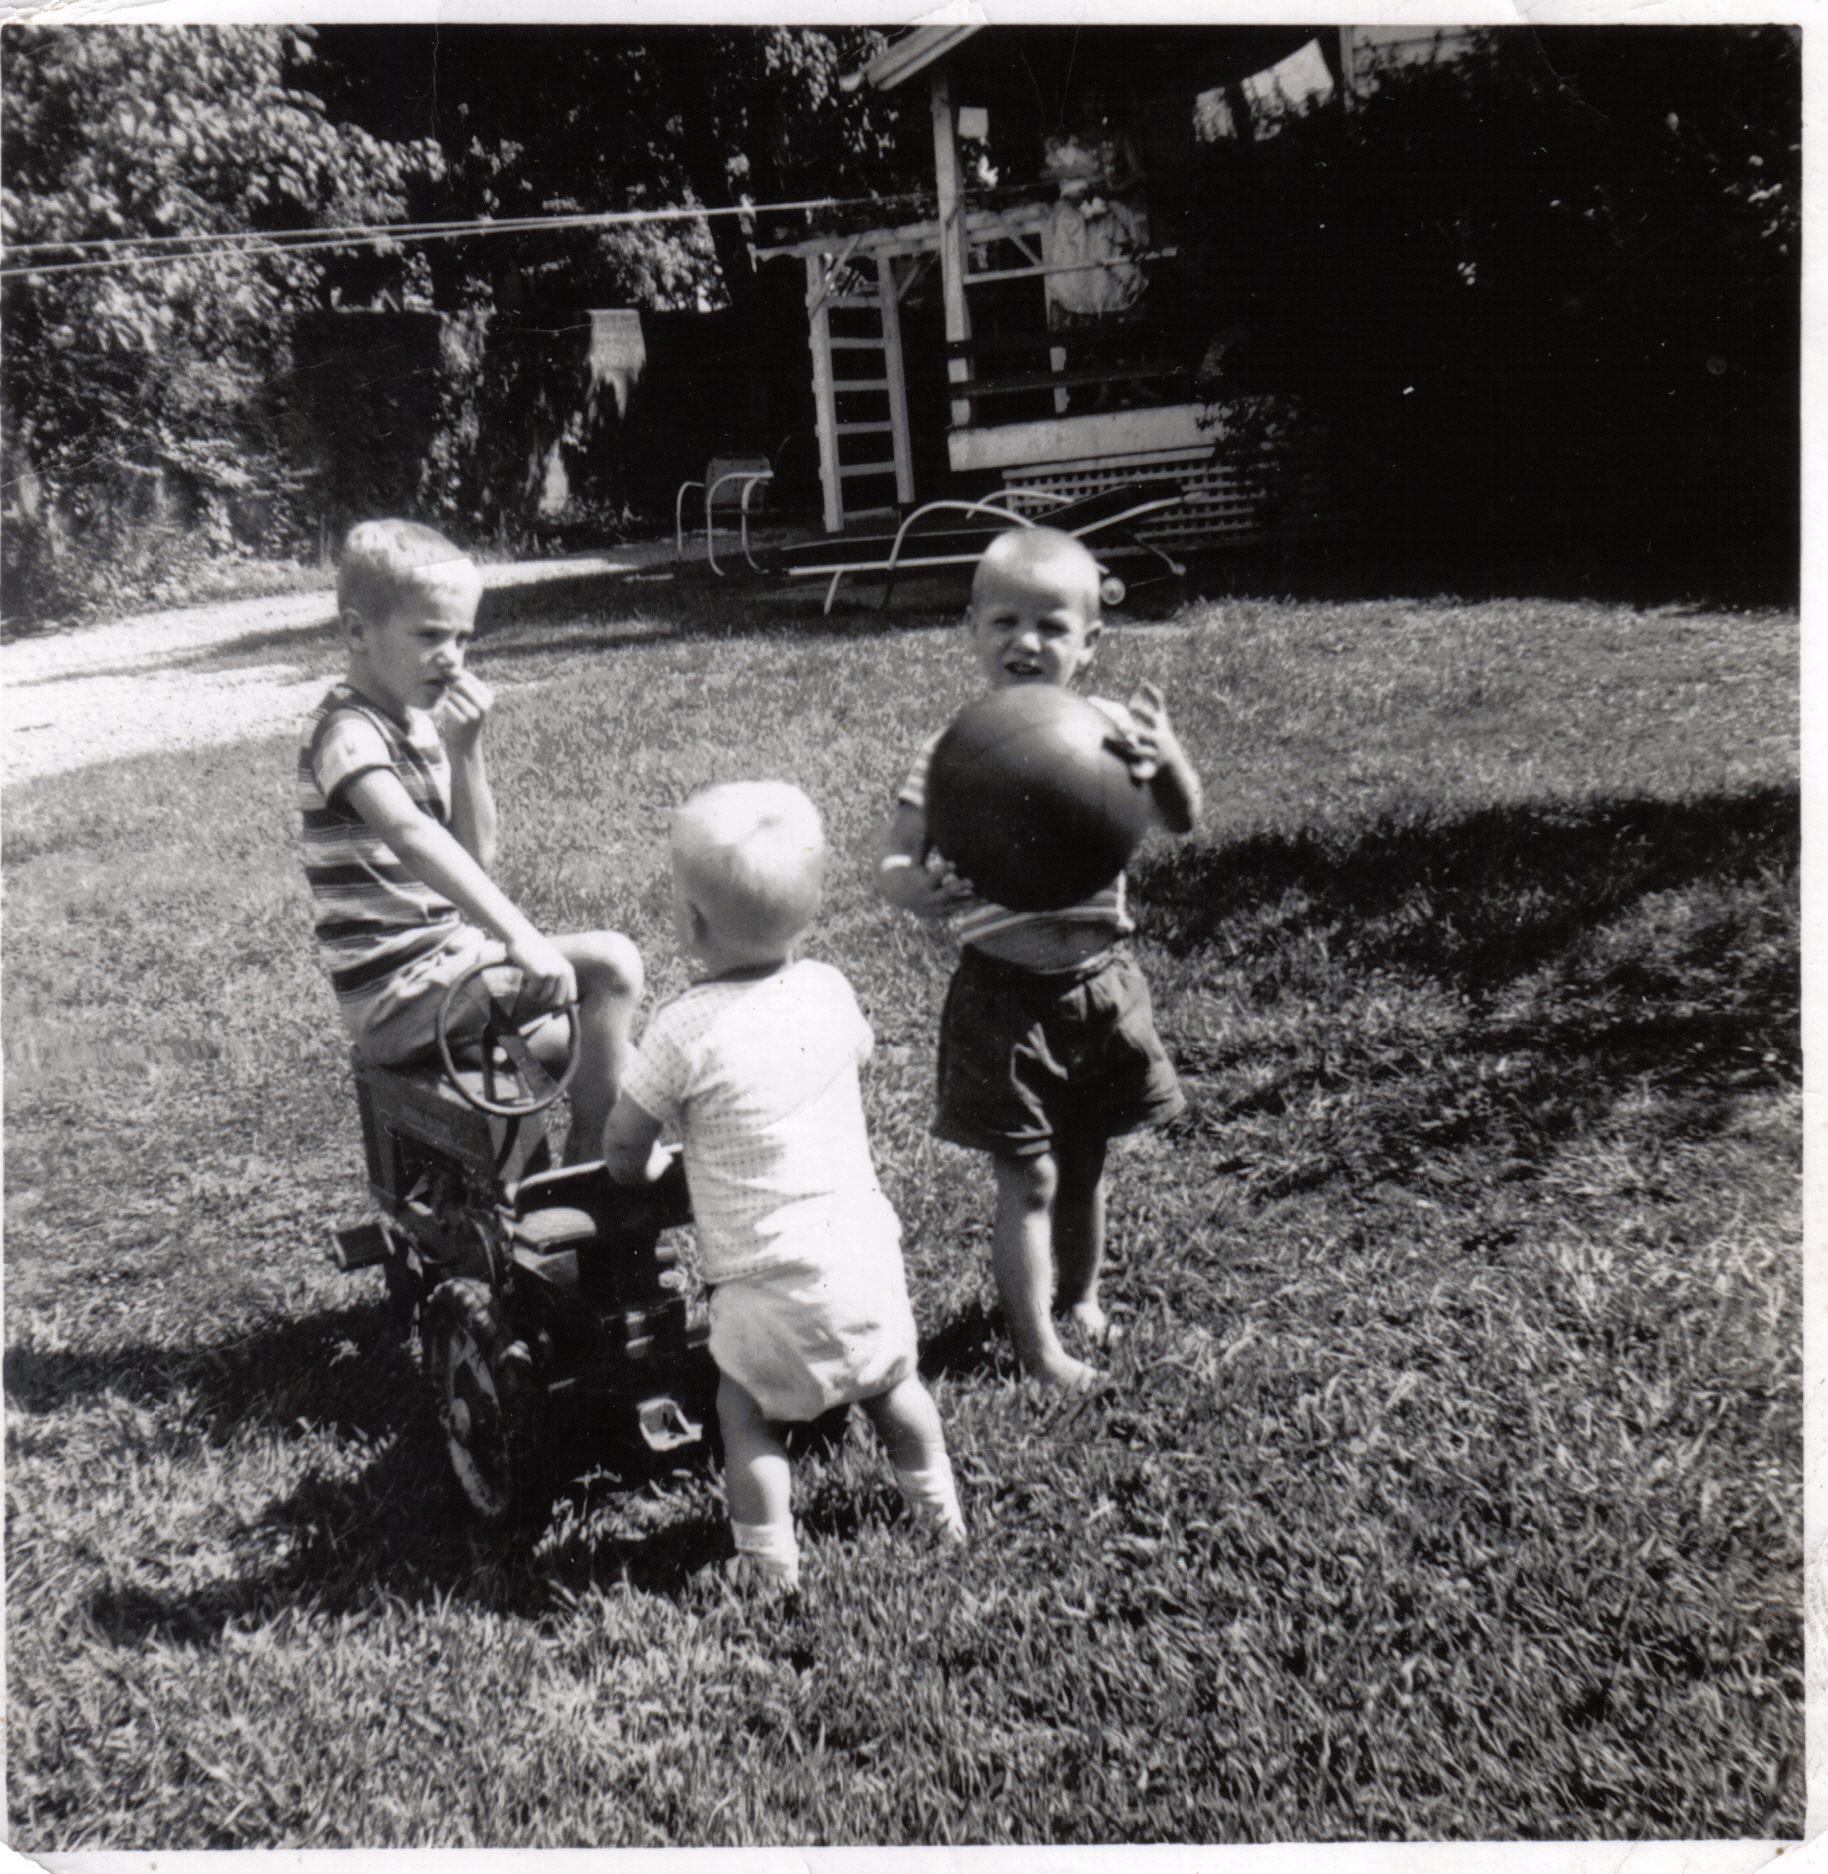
left=752, top=199, right=1052, bottom=266
left=840, top=24, right=983, bottom=94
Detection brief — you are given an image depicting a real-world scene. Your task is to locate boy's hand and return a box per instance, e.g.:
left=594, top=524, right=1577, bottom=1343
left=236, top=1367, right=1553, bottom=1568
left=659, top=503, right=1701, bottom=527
left=879, top=842, right=980, bottom=918
left=1107, top=682, right=1174, bottom=783
left=435, top=670, right=495, bottom=752
left=918, top=847, right=983, bottom=915
left=1114, top=682, right=1202, bottom=834
left=1115, top=682, right=1195, bottom=780
left=506, top=931, right=578, bottom=1010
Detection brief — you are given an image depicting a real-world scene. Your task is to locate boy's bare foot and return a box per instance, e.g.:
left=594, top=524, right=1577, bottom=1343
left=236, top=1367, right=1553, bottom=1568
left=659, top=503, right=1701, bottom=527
left=1027, top=1353, right=1110, bottom=1394
left=1062, top=1296, right=1121, bottom=1348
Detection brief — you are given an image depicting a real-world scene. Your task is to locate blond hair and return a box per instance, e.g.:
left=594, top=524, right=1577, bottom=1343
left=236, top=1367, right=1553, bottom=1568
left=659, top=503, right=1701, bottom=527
left=671, top=782, right=825, bottom=960
left=971, top=525, right=1103, bottom=618
left=337, top=519, right=476, bottom=625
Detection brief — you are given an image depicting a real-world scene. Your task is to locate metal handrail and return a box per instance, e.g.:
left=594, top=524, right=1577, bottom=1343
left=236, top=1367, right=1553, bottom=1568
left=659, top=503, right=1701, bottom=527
left=674, top=479, right=704, bottom=560
left=785, top=485, right=1185, bottom=613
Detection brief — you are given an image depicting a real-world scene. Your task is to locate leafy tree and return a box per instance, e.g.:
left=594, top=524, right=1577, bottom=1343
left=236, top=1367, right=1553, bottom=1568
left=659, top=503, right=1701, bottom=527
left=314, top=26, right=917, bottom=315
left=1, top=25, right=437, bottom=621
left=309, top=26, right=922, bottom=531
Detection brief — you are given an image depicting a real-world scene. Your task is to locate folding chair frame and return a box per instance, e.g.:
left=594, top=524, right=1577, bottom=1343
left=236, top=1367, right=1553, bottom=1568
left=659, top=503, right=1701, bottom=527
left=784, top=486, right=1187, bottom=615
left=675, top=461, right=775, bottom=576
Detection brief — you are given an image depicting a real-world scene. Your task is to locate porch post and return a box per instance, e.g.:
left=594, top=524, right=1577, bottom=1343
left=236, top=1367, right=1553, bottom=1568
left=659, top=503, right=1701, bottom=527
left=876, top=253, right=916, bottom=507
left=930, top=65, right=973, bottom=430
left=807, top=252, right=843, bottom=533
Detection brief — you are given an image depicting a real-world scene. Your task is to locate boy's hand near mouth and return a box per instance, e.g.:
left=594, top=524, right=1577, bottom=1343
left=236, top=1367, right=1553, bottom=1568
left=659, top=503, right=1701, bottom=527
left=432, top=668, right=494, bottom=750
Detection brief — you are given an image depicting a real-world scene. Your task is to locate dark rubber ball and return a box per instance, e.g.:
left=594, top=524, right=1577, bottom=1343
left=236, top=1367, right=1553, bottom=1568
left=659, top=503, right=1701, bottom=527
left=926, top=686, right=1153, bottom=912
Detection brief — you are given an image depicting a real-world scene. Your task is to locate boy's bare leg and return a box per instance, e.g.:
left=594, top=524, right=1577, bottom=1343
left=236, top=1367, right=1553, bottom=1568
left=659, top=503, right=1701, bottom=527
left=1052, top=1129, right=1111, bottom=1344
left=991, top=1152, right=1104, bottom=1391
left=718, top=1374, right=793, bottom=1528
left=718, top=1373, right=799, bottom=1589
left=861, top=1375, right=965, bottom=1543
left=548, top=930, right=642, bottom=1164
left=860, top=1373, right=950, bottom=1473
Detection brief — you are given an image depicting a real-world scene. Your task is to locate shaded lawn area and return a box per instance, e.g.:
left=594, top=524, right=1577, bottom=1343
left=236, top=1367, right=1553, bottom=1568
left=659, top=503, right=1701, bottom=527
left=2, top=574, right=1800, bottom=1847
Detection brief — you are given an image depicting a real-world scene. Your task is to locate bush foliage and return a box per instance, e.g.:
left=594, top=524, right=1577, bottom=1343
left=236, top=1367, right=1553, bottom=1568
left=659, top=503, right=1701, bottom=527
left=0, top=27, right=438, bottom=622
left=1186, top=27, right=1799, bottom=600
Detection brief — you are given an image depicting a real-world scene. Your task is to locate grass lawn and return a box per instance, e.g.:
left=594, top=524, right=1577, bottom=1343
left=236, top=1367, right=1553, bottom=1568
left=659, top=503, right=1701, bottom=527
left=2, top=566, right=1800, bottom=1847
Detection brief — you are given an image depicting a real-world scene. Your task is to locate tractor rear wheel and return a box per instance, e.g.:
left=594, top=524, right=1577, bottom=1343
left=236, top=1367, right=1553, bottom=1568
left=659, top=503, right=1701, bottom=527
left=423, top=1277, right=552, bottom=1532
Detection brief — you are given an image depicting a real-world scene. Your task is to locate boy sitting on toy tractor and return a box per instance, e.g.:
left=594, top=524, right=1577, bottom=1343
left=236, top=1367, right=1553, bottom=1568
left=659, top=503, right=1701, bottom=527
left=298, top=518, right=640, bottom=1162
left=304, top=520, right=714, bottom=1529
left=334, top=967, right=713, bottom=1532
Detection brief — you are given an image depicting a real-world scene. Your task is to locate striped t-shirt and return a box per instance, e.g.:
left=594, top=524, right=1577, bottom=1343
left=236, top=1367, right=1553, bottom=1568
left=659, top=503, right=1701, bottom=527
left=898, top=692, right=1137, bottom=972
left=298, top=682, right=463, bottom=1002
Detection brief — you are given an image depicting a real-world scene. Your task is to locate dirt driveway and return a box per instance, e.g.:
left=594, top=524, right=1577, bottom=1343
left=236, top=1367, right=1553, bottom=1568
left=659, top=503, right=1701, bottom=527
left=1, top=544, right=680, bottom=788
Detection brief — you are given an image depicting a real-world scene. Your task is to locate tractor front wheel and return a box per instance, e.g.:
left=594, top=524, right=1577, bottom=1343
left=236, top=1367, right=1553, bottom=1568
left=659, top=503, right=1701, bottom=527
left=423, top=1277, right=552, bottom=1533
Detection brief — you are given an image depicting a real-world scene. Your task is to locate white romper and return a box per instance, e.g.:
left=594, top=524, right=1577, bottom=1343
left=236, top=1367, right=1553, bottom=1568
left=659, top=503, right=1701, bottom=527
left=619, top=958, right=918, bottom=1421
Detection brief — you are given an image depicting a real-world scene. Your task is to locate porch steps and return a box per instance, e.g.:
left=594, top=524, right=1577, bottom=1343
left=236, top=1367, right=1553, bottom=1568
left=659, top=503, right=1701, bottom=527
left=804, top=253, right=916, bottom=532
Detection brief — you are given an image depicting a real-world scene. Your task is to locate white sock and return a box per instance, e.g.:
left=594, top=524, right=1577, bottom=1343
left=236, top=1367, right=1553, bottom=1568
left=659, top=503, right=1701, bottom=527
left=730, top=1517, right=801, bottom=1590
left=895, top=1459, right=966, bottom=1545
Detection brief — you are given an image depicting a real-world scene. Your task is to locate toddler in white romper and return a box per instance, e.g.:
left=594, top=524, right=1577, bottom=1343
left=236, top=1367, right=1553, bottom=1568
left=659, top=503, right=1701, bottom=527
left=605, top=782, right=964, bottom=1592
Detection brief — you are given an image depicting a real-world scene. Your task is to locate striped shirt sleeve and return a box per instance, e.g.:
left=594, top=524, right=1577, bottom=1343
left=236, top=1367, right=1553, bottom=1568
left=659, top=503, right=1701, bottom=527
left=312, top=709, right=397, bottom=810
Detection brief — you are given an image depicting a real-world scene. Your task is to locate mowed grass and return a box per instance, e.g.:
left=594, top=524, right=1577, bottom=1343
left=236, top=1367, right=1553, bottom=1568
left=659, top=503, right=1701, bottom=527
left=3, top=569, right=1800, bottom=1846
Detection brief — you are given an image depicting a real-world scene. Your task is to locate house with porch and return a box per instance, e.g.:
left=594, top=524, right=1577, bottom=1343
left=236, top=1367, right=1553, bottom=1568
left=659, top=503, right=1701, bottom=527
left=753, top=25, right=1476, bottom=552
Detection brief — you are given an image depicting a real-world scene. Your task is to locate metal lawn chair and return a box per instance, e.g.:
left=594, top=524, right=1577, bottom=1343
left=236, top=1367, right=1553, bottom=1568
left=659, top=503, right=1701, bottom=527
left=675, top=453, right=775, bottom=575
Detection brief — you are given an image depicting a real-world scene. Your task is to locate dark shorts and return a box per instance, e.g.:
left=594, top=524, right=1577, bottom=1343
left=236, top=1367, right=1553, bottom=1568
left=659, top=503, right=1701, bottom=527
left=934, top=945, right=1185, bottom=1160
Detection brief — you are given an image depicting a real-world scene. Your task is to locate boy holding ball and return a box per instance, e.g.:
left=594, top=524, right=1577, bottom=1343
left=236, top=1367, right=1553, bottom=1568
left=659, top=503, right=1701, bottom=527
left=876, top=528, right=1202, bottom=1391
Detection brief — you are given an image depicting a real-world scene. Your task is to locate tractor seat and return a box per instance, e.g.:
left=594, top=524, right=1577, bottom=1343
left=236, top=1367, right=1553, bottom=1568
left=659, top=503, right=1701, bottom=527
left=513, top=1206, right=597, bottom=1250
left=440, top=1038, right=509, bottom=1106
left=356, top=1041, right=488, bottom=1094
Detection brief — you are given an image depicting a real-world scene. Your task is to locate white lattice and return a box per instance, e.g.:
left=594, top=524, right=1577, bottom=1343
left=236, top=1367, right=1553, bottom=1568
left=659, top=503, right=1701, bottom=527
left=1002, top=429, right=1328, bottom=550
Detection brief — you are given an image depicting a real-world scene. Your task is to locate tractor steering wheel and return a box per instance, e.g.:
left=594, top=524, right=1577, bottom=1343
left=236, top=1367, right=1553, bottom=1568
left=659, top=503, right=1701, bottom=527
left=436, top=958, right=581, bottom=1118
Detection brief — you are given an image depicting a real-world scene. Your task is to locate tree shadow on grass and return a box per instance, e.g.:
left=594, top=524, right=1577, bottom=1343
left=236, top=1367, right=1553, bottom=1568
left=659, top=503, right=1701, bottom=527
left=471, top=567, right=979, bottom=660
left=72, top=1420, right=740, bottom=1646
left=1136, top=785, right=1799, bottom=1196
left=80, top=1434, right=735, bottom=1646
left=918, top=1300, right=1019, bottom=1387
left=1141, top=786, right=1797, bottom=990
left=71, top=1401, right=910, bottom=1646
left=30, top=1291, right=966, bottom=1646
left=4, top=1296, right=420, bottom=1438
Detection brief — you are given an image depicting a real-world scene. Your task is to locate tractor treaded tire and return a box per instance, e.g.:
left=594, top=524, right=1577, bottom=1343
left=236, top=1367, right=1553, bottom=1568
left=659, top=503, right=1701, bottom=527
left=423, top=1276, right=552, bottom=1533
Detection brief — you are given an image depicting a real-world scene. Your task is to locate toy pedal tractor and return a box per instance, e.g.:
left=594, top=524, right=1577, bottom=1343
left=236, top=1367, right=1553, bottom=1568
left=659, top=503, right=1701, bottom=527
left=328, top=958, right=717, bottom=1532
